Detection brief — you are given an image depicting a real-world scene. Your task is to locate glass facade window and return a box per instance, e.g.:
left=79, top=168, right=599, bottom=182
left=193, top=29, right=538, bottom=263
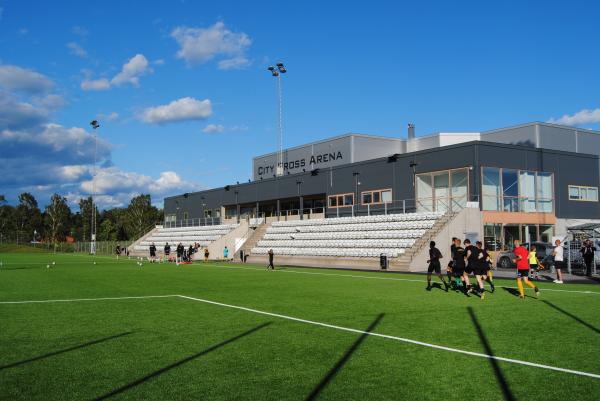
left=416, top=168, right=469, bottom=212
left=568, top=185, right=599, bottom=201
left=361, top=188, right=392, bottom=205
left=328, top=193, right=354, bottom=208
left=482, top=167, right=501, bottom=211
left=481, top=167, right=554, bottom=213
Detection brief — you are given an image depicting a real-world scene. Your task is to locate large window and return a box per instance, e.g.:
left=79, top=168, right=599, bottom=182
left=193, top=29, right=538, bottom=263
left=361, top=188, right=392, bottom=205
left=481, top=168, right=554, bottom=213
left=328, top=193, right=354, bottom=208
left=569, top=185, right=599, bottom=202
left=416, top=168, right=469, bottom=212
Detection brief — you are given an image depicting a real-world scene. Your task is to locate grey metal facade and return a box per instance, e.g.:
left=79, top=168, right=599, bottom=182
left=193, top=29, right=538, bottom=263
left=165, top=141, right=600, bottom=221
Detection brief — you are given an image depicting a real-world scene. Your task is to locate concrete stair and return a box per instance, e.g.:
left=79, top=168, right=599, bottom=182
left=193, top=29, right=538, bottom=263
left=235, top=222, right=270, bottom=261
left=127, top=225, right=162, bottom=257
left=389, top=212, right=457, bottom=271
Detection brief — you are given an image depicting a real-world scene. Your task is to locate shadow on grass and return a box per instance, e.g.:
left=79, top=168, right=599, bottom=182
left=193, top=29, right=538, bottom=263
left=542, top=300, right=599, bottom=334
left=92, top=322, right=272, bottom=401
left=501, top=286, right=534, bottom=299
left=304, top=314, right=384, bottom=401
left=467, top=307, right=516, bottom=401
left=0, top=332, right=133, bottom=371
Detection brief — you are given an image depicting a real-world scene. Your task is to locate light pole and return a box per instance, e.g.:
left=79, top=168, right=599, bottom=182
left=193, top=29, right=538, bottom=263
left=89, top=119, right=100, bottom=255
left=353, top=172, right=361, bottom=217
left=267, top=62, right=287, bottom=177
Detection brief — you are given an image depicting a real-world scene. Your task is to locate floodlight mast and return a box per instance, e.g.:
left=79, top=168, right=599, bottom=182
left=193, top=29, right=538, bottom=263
left=268, top=62, right=287, bottom=176
left=89, top=119, right=100, bottom=255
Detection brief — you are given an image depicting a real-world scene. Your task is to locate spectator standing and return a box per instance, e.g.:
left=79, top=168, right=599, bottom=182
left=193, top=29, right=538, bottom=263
left=581, top=239, right=596, bottom=277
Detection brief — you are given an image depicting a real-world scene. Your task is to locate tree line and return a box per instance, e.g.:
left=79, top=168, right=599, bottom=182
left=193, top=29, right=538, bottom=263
left=0, top=193, right=163, bottom=244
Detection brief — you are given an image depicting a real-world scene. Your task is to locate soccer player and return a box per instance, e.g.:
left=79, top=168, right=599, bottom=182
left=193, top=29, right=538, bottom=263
left=478, top=241, right=495, bottom=292
left=426, top=241, right=448, bottom=291
left=552, top=239, right=565, bottom=284
left=464, top=239, right=477, bottom=293
left=176, top=243, right=184, bottom=265
left=223, top=246, right=229, bottom=261
left=448, top=237, right=457, bottom=284
left=164, top=242, right=171, bottom=262
left=204, top=248, right=210, bottom=262
left=149, top=243, right=157, bottom=263
left=513, top=239, right=540, bottom=299
left=472, top=241, right=488, bottom=299
left=267, top=249, right=275, bottom=270
left=529, top=244, right=541, bottom=280
left=452, top=238, right=468, bottom=294
left=115, top=245, right=121, bottom=259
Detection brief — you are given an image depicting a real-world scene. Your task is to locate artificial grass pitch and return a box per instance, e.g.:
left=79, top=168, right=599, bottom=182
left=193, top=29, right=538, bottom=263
left=0, top=252, right=599, bottom=401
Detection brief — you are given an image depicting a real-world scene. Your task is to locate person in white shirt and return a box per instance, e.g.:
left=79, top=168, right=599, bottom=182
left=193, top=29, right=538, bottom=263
left=552, top=239, right=564, bottom=284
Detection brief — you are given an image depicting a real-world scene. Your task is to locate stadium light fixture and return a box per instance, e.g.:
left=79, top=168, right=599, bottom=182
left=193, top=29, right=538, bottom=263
left=267, top=62, right=287, bottom=177
left=89, top=119, right=100, bottom=255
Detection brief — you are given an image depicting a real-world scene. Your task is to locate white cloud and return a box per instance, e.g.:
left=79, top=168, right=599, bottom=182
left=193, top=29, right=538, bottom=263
left=0, top=64, right=54, bottom=93
left=218, top=56, right=251, bottom=70
left=111, top=54, right=150, bottom=87
left=103, top=112, right=119, bottom=121
left=548, top=108, right=600, bottom=126
left=32, top=94, right=66, bottom=111
left=72, top=26, right=88, bottom=37
left=141, top=97, right=212, bottom=124
left=81, top=78, right=111, bottom=90
left=67, top=42, right=87, bottom=58
left=81, top=54, right=151, bottom=91
left=171, top=21, right=251, bottom=67
left=153, top=58, right=165, bottom=66
left=202, top=123, right=225, bottom=133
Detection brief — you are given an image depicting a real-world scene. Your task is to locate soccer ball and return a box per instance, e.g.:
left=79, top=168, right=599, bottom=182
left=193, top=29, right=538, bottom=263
left=46, top=264, right=50, bottom=268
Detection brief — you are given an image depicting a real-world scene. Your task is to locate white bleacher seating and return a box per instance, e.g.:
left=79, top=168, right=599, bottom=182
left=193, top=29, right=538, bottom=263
left=134, top=224, right=239, bottom=252
left=251, top=212, right=444, bottom=258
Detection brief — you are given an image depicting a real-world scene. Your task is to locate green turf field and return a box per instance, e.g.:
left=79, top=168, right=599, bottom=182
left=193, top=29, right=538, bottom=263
left=0, top=251, right=599, bottom=401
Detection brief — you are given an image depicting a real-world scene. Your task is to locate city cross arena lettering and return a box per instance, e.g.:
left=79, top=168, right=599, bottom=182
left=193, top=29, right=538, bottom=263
left=257, top=151, right=343, bottom=176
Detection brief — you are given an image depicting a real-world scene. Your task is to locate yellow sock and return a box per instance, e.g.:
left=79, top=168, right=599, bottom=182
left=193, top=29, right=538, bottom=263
left=525, top=279, right=536, bottom=289
left=488, top=271, right=493, bottom=280
left=517, top=280, right=524, bottom=297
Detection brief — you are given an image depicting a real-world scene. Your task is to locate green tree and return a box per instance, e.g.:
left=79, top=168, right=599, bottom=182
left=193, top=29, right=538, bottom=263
left=125, top=194, right=160, bottom=239
left=78, top=197, right=96, bottom=242
left=98, top=218, right=117, bottom=241
left=44, top=194, right=71, bottom=244
left=0, top=197, right=15, bottom=244
left=14, top=192, right=42, bottom=244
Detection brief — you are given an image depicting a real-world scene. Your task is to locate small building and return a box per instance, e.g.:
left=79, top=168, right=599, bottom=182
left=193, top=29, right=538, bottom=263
left=164, top=122, right=600, bottom=249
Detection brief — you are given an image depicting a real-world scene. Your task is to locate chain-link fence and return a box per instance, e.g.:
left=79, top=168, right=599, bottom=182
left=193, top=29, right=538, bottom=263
left=565, top=238, right=598, bottom=276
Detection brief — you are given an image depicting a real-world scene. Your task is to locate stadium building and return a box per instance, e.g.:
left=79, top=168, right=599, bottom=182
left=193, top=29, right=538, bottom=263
left=140, top=122, right=600, bottom=270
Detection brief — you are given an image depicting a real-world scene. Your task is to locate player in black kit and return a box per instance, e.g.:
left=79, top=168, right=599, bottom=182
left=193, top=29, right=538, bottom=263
left=426, top=241, right=449, bottom=291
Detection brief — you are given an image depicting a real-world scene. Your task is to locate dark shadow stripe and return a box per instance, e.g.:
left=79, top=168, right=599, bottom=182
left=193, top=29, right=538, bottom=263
left=0, top=332, right=133, bottom=370
left=468, top=307, right=516, bottom=401
left=542, top=300, right=599, bottom=334
left=305, top=314, right=384, bottom=401
left=92, top=322, right=271, bottom=401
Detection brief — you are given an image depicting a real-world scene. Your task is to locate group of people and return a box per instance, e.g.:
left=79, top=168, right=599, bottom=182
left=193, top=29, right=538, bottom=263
left=427, top=238, right=497, bottom=299
left=145, top=243, right=232, bottom=265
left=427, top=237, right=551, bottom=300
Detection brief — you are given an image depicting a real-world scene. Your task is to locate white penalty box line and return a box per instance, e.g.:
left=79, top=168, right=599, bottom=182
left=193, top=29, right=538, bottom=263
left=1, top=293, right=598, bottom=380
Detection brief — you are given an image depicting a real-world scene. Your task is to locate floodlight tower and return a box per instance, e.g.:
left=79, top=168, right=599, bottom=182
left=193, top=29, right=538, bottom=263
left=89, top=119, right=100, bottom=254
left=267, top=62, right=287, bottom=176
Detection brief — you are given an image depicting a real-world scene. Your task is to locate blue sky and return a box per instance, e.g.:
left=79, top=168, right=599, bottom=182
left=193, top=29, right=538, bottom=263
left=0, top=0, right=599, bottom=209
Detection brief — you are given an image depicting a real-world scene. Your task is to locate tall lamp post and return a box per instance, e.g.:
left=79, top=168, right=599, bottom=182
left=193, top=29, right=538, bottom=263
left=89, top=119, right=100, bottom=255
left=267, top=62, right=287, bottom=177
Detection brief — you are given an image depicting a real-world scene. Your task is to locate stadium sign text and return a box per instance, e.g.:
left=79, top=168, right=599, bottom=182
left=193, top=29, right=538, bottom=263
left=257, top=151, right=343, bottom=176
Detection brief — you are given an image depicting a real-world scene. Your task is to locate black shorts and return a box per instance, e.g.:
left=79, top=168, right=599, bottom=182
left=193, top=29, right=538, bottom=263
left=453, top=266, right=465, bottom=276
left=465, top=264, right=474, bottom=274
left=530, top=263, right=538, bottom=270
left=555, top=261, right=566, bottom=270
left=474, top=266, right=487, bottom=275
left=428, top=261, right=441, bottom=274
left=516, top=269, right=530, bottom=278
left=150, top=251, right=156, bottom=257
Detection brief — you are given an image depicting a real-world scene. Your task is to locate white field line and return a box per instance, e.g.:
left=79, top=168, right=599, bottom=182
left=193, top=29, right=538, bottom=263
left=205, top=264, right=600, bottom=295
left=0, top=295, right=178, bottom=304
left=177, top=294, right=600, bottom=380
left=1, top=293, right=598, bottom=379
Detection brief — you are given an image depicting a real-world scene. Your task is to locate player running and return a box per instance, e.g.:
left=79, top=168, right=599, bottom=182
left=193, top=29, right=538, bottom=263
left=513, top=239, right=540, bottom=299
left=426, top=241, right=449, bottom=291
left=452, top=238, right=468, bottom=294
left=477, top=241, right=495, bottom=292
left=464, top=239, right=477, bottom=294
left=176, top=243, right=184, bottom=265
